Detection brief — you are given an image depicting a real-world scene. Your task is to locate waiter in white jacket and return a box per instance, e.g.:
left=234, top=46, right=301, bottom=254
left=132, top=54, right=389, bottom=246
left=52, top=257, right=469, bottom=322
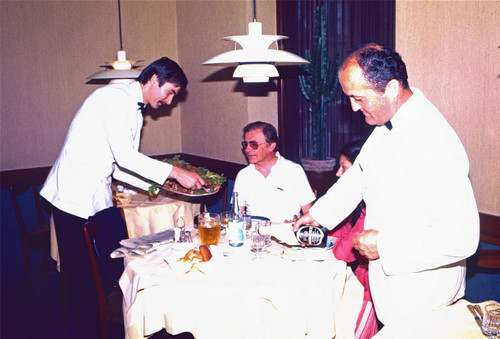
left=41, top=57, right=204, bottom=338
left=294, top=44, right=479, bottom=327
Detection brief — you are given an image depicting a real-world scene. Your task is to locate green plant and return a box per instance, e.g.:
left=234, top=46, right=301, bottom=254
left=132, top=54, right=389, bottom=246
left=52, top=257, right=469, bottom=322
left=298, top=5, right=340, bottom=160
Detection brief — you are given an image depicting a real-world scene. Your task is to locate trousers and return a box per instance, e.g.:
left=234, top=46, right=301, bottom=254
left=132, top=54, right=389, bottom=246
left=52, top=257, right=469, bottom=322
left=52, top=206, right=99, bottom=339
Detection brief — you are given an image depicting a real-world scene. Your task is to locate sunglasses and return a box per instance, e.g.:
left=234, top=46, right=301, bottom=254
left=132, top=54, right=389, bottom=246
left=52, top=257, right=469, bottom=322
left=241, top=141, right=267, bottom=150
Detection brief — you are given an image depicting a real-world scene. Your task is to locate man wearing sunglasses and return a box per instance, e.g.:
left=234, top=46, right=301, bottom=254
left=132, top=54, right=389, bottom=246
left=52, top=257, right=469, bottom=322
left=233, top=121, right=316, bottom=222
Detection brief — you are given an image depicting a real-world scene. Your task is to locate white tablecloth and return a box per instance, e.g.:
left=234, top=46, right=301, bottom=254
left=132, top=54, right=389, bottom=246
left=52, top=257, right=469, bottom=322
left=117, top=191, right=200, bottom=238
left=119, top=228, right=364, bottom=339
left=374, top=299, right=499, bottom=338
left=50, top=190, right=200, bottom=270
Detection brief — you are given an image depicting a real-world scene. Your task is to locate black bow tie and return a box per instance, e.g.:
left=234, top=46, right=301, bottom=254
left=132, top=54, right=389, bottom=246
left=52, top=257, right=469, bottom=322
left=137, top=102, right=146, bottom=114
left=385, top=121, right=393, bottom=130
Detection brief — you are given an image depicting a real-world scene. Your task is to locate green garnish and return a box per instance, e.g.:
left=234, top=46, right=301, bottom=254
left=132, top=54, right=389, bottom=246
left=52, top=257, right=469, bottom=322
left=148, top=156, right=226, bottom=195
left=148, top=183, right=158, bottom=198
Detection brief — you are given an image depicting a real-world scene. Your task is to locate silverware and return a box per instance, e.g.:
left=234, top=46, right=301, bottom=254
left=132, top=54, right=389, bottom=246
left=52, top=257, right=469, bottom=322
left=467, top=304, right=489, bottom=338
left=467, top=304, right=485, bottom=332
left=474, top=304, right=484, bottom=319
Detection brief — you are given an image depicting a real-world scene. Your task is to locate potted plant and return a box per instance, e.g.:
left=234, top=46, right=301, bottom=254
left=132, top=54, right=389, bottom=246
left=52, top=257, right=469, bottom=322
left=298, top=5, right=340, bottom=171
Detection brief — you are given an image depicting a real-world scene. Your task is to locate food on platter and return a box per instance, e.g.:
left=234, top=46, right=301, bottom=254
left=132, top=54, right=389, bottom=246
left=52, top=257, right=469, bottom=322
left=149, top=155, right=226, bottom=197
left=177, top=245, right=212, bottom=263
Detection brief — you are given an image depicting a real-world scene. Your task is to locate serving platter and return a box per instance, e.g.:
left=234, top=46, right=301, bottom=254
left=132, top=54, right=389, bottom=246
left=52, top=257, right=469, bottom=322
left=159, top=185, right=220, bottom=197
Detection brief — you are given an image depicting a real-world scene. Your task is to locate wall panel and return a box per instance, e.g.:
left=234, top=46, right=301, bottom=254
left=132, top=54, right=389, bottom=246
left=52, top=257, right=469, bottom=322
left=396, top=0, right=499, bottom=215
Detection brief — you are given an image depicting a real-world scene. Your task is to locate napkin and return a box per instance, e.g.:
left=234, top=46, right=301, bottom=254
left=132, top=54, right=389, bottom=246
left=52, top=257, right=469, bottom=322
left=259, top=222, right=300, bottom=246
left=111, top=229, right=174, bottom=258
left=283, top=246, right=335, bottom=262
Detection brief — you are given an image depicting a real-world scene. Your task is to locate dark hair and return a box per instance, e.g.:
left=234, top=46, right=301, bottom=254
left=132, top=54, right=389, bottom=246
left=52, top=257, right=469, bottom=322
left=340, top=139, right=366, bottom=223
left=339, top=139, right=364, bottom=163
left=243, top=121, right=279, bottom=152
left=137, top=57, right=188, bottom=89
left=342, top=43, right=409, bottom=92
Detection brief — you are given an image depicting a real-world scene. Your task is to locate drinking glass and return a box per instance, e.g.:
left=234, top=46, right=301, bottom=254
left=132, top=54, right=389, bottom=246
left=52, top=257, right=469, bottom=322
left=251, top=231, right=266, bottom=259
left=243, top=211, right=252, bottom=237
left=198, top=212, right=221, bottom=246
left=483, top=303, right=500, bottom=338
left=257, top=221, right=272, bottom=247
left=220, top=212, right=230, bottom=235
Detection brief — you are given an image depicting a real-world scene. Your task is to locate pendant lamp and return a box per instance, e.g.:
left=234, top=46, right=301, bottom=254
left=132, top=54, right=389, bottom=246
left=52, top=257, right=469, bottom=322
left=203, top=0, right=308, bottom=83
left=87, top=0, right=143, bottom=83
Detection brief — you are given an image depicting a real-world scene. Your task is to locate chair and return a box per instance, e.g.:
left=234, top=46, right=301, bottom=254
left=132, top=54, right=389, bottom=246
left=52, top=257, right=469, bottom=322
left=9, top=183, right=55, bottom=291
left=219, top=181, right=228, bottom=213
left=475, top=213, right=500, bottom=269
left=198, top=181, right=228, bottom=214
left=83, top=220, right=124, bottom=339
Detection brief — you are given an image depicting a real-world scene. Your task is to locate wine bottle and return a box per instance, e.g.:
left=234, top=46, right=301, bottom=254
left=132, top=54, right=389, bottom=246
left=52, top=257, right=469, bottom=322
left=227, top=192, right=244, bottom=247
left=295, top=225, right=330, bottom=247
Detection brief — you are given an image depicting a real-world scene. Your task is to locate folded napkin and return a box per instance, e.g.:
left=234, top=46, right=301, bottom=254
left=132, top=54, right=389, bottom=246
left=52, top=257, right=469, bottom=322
left=111, top=229, right=175, bottom=258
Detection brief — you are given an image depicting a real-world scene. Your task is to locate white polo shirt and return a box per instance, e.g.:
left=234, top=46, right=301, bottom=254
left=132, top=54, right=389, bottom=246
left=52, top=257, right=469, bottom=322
left=234, top=153, right=316, bottom=222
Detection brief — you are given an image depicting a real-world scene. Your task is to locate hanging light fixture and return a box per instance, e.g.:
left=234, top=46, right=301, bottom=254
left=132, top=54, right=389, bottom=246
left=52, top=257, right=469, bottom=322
left=87, top=0, right=143, bottom=83
left=202, top=0, right=308, bottom=83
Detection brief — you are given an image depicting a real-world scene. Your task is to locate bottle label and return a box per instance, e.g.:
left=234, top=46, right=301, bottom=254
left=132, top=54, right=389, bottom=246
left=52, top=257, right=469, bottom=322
left=228, top=220, right=244, bottom=246
left=296, top=226, right=326, bottom=246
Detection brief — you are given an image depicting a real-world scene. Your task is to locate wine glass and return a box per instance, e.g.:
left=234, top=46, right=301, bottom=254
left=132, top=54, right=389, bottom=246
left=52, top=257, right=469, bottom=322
left=251, top=231, right=266, bottom=259
left=257, top=221, right=272, bottom=247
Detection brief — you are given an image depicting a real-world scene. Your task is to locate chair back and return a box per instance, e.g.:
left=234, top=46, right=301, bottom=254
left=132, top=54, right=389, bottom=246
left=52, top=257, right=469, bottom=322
left=476, top=213, right=500, bottom=269
left=9, top=183, right=47, bottom=238
left=83, top=221, right=108, bottom=339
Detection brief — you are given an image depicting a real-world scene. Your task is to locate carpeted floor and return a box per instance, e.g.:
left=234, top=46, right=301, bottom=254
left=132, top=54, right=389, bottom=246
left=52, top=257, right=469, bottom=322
left=1, top=270, right=75, bottom=339
left=0, top=269, right=193, bottom=339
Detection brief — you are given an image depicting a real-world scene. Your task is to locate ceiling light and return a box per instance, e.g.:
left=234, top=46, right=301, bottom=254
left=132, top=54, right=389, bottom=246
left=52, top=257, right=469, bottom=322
left=87, top=0, right=143, bottom=83
left=203, top=1, right=308, bottom=83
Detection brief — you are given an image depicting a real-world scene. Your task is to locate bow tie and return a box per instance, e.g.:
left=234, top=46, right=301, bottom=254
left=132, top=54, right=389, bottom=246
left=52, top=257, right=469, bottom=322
left=137, top=102, right=146, bottom=114
left=384, top=121, right=393, bottom=130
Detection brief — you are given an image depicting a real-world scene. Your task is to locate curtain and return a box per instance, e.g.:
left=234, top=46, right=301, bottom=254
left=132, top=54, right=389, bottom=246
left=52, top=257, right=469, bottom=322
left=276, top=0, right=395, bottom=164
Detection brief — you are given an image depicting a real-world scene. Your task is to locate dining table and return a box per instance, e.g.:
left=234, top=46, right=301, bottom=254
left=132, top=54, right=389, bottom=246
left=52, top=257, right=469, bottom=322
left=373, top=299, right=499, bottom=338
left=118, top=223, right=365, bottom=339
left=113, top=186, right=201, bottom=238
left=50, top=185, right=201, bottom=269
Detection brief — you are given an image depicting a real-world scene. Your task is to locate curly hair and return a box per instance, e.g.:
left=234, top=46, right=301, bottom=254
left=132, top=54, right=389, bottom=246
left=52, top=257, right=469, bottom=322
left=342, top=43, right=409, bottom=92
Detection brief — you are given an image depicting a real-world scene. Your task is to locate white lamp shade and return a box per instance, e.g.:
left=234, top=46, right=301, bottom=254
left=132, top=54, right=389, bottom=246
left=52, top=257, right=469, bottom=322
left=233, top=64, right=279, bottom=83
left=203, top=21, right=308, bottom=83
left=87, top=68, right=142, bottom=80
left=203, top=49, right=308, bottom=66
left=87, top=50, right=142, bottom=81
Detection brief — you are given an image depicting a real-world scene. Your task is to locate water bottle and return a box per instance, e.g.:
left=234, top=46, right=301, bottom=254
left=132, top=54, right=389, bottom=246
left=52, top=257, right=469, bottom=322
left=227, top=192, right=244, bottom=247
left=295, top=225, right=330, bottom=247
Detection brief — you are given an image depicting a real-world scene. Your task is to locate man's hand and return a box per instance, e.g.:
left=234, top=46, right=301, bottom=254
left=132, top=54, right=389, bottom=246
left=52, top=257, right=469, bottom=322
left=352, top=229, right=380, bottom=260
left=292, top=212, right=320, bottom=232
left=169, top=166, right=205, bottom=189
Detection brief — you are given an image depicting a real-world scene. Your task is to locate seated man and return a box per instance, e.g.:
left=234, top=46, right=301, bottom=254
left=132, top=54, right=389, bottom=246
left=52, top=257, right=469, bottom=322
left=234, top=121, right=316, bottom=222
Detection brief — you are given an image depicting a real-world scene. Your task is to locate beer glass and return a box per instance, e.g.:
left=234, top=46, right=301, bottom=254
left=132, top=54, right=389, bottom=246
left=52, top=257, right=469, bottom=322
left=198, top=212, right=221, bottom=246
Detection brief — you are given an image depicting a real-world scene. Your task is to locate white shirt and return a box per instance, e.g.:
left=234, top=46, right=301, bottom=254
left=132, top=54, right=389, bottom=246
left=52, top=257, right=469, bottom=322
left=310, top=88, right=479, bottom=325
left=234, top=152, right=316, bottom=222
left=41, top=81, right=172, bottom=219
